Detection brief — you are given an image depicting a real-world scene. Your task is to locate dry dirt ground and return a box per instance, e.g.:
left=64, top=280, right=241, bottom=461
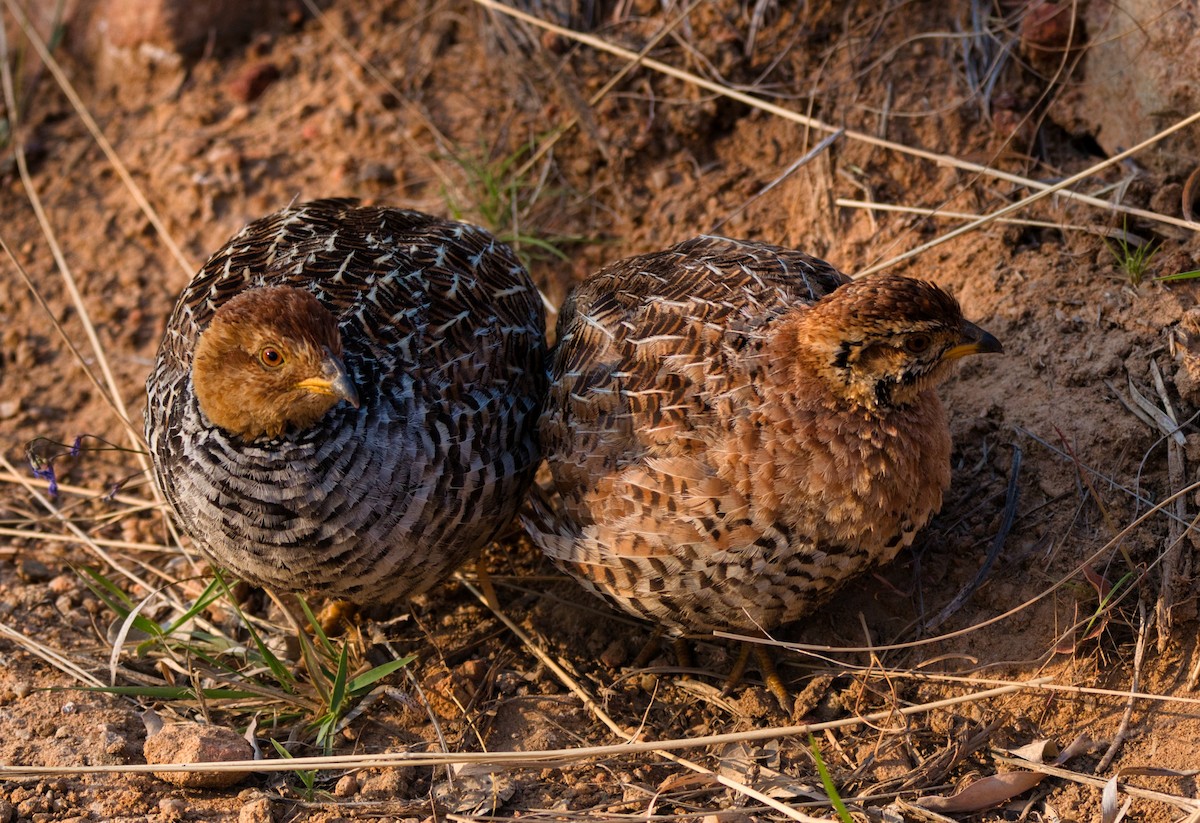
left=2, top=0, right=1200, bottom=820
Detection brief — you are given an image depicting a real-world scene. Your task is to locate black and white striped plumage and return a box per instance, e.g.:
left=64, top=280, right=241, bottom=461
left=146, top=199, right=547, bottom=605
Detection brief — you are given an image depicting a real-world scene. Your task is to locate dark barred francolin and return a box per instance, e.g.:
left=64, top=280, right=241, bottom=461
left=525, top=235, right=1001, bottom=647
left=146, top=199, right=547, bottom=606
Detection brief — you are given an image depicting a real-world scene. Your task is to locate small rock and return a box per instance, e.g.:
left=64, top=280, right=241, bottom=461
left=0, top=799, right=13, bottom=823
left=599, top=638, right=627, bottom=668
left=47, top=575, right=77, bottom=596
left=238, top=796, right=273, bottom=823
left=12, top=681, right=32, bottom=699
left=0, top=399, right=19, bottom=419
left=158, top=798, right=186, bottom=822
left=359, top=768, right=409, bottom=799
left=18, top=558, right=54, bottom=583
left=143, top=723, right=255, bottom=788
left=333, top=773, right=359, bottom=797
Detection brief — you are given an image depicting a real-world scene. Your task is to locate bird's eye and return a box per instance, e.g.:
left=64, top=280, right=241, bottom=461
left=904, top=334, right=932, bottom=354
left=259, top=347, right=285, bottom=368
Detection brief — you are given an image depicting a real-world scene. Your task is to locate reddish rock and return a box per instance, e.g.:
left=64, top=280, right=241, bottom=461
left=142, top=723, right=255, bottom=788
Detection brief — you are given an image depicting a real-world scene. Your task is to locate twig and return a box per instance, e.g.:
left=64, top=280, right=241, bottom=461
left=511, top=0, right=707, bottom=183
left=991, top=754, right=1200, bottom=813
left=2, top=0, right=193, bottom=276
left=1096, top=597, right=1148, bottom=771
left=0, top=618, right=106, bottom=688
left=834, top=198, right=1128, bottom=237
left=1148, top=360, right=1190, bottom=651
left=0, top=17, right=151, bottom=464
left=711, top=130, right=844, bottom=233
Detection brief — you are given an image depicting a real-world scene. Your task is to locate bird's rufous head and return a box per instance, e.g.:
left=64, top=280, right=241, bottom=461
left=795, top=273, right=1002, bottom=410
left=192, top=286, right=360, bottom=439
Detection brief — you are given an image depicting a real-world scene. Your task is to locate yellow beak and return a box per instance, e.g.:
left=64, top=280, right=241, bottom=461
left=296, top=350, right=361, bottom=408
left=943, top=320, right=1003, bottom=361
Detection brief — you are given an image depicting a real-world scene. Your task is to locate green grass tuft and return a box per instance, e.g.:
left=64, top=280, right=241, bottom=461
left=1105, top=221, right=1159, bottom=286
left=444, top=140, right=588, bottom=269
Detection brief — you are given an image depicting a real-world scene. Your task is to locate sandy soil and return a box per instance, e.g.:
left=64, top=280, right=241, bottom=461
left=2, top=0, right=1200, bottom=820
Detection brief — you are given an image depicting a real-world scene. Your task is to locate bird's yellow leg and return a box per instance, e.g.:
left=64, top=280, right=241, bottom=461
left=723, top=643, right=752, bottom=695
left=754, top=645, right=791, bottom=712
left=630, top=626, right=665, bottom=669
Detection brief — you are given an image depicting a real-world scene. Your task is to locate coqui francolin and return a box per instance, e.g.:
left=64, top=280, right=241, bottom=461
left=524, top=235, right=1002, bottom=702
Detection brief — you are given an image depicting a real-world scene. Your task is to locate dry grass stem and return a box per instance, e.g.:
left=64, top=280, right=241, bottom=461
left=1096, top=598, right=1149, bottom=772
left=511, top=0, right=706, bottom=183
left=0, top=618, right=106, bottom=688
left=834, top=198, right=1121, bottom=236
left=0, top=470, right=155, bottom=509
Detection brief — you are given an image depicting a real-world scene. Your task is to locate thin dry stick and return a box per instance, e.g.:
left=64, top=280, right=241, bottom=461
left=0, top=453, right=207, bottom=636
left=0, top=238, right=132, bottom=444
left=854, top=107, right=1200, bottom=276
left=1096, top=597, right=1148, bottom=772
left=835, top=198, right=1120, bottom=236
left=0, top=470, right=154, bottom=508
left=0, top=619, right=106, bottom=688
left=0, top=527, right=175, bottom=554
left=469, top=0, right=1200, bottom=238
left=0, top=676, right=1052, bottom=780
left=1149, top=360, right=1189, bottom=651
left=2, top=0, right=192, bottom=276
left=454, top=578, right=825, bottom=823
left=858, top=668, right=1200, bottom=708
left=711, top=129, right=844, bottom=233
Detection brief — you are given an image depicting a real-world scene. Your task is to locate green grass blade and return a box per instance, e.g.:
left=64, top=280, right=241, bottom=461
left=809, top=734, right=855, bottom=823
left=347, top=654, right=415, bottom=695
left=1155, top=269, right=1200, bottom=282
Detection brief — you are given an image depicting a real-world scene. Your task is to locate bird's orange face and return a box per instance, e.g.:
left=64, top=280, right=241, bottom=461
left=192, top=286, right=360, bottom=439
left=803, top=273, right=1002, bottom=410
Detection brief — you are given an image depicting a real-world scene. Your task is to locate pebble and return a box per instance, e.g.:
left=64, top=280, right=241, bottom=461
left=158, top=798, right=186, bottom=821
left=333, top=773, right=359, bottom=797
left=238, top=795, right=272, bottom=823
left=143, top=723, right=255, bottom=788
